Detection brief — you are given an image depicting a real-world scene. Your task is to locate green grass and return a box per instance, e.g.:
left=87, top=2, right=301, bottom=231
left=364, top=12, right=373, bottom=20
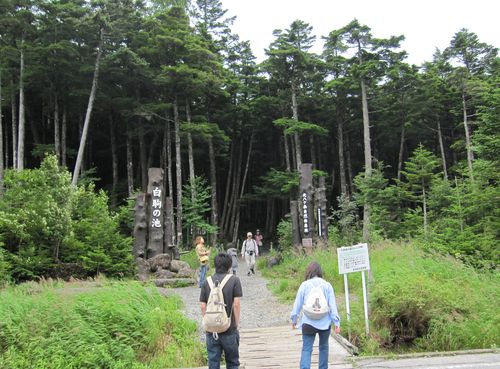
left=259, top=242, right=500, bottom=355
left=0, top=279, right=205, bottom=369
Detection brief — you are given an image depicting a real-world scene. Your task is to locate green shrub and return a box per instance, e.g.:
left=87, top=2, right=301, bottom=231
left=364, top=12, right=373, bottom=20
left=276, top=218, right=293, bottom=251
left=0, top=155, right=133, bottom=281
left=0, top=281, right=205, bottom=368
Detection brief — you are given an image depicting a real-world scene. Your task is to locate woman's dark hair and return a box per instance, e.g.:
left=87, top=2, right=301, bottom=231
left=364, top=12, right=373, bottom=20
left=305, top=261, right=323, bottom=280
left=214, top=253, right=232, bottom=273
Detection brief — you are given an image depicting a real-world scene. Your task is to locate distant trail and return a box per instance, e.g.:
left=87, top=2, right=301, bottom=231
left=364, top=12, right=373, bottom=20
left=161, top=256, right=290, bottom=339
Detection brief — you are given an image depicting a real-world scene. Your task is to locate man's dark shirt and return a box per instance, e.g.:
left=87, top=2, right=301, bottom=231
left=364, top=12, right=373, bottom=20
left=200, top=272, right=243, bottom=332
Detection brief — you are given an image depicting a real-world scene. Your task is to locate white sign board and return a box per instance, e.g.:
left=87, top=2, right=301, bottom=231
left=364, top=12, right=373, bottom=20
left=338, top=243, right=370, bottom=274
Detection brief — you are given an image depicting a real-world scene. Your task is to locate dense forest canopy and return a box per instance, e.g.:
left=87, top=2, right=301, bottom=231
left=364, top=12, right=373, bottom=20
left=0, top=0, right=498, bottom=280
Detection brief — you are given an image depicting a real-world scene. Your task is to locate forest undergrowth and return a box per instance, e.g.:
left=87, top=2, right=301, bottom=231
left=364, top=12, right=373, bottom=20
left=0, top=278, right=206, bottom=369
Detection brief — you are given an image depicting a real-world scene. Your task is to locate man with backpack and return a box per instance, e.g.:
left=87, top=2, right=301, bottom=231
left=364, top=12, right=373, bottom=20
left=241, top=232, right=259, bottom=276
left=200, top=253, right=243, bottom=369
left=290, top=261, right=340, bottom=369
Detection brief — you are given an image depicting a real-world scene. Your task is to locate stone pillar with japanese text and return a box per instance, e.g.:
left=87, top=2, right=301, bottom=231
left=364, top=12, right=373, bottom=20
left=299, top=163, right=314, bottom=252
left=147, top=168, right=164, bottom=259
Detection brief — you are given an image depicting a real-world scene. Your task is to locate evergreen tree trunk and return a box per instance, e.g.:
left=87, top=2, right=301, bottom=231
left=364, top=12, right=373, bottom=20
left=161, top=121, right=167, bottom=173
left=166, top=119, right=173, bottom=198
left=361, top=79, right=372, bottom=241
left=208, top=136, right=218, bottom=245
left=17, top=43, right=26, bottom=171
left=174, top=97, right=183, bottom=247
left=291, top=82, right=302, bottom=170
left=290, top=135, right=297, bottom=171
left=110, top=116, right=118, bottom=206
left=126, top=126, right=134, bottom=197
left=309, top=135, right=316, bottom=167
left=437, top=117, right=448, bottom=179
left=186, top=100, right=195, bottom=192
left=138, top=125, right=147, bottom=190
left=397, top=123, right=405, bottom=181
left=346, top=133, right=354, bottom=194
left=227, top=142, right=243, bottom=240
left=220, top=141, right=235, bottom=238
left=462, top=92, right=474, bottom=180
left=337, top=111, right=347, bottom=196
left=61, top=105, right=67, bottom=168
left=72, top=31, right=103, bottom=185
left=10, top=78, right=17, bottom=169
left=54, top=96, right=60, bottom=164
left=283, top=131, right=291, bottom=171
left=146, top=134, right=158, bottom=170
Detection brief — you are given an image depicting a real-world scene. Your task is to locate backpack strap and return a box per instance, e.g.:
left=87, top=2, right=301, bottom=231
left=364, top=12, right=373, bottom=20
left=219, top=274, right=233, bottom=290
left=219, top=274, right=233, bottom=317
left=207, top=276, right=214, bottom=289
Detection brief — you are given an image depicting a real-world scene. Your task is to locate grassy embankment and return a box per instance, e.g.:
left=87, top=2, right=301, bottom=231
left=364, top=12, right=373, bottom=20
left=258, top=242, right=500, bottom=355
left=0, top=279, right=205, bottom=369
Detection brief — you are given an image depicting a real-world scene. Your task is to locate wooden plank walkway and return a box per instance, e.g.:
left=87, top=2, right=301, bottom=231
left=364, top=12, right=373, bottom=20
left=239, top=325, right=352, bottom=369
left=172, top=325, right=353, bottom=369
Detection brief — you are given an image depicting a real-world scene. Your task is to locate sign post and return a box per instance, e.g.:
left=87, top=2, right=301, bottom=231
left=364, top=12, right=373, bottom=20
left=338, top=243, right=371, bottom=336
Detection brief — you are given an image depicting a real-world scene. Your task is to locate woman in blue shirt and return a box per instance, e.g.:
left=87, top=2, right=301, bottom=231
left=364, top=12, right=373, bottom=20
left=291, top=261, right=341, bottom=369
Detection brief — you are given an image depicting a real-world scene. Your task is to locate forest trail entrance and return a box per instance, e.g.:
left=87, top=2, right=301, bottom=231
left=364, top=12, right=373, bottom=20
left=166, top=256, right=352, bottom=368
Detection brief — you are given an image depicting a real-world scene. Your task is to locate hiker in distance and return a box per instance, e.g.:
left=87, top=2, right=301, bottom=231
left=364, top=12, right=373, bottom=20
left=255, top=229, right=263, bottom=248
left=241, top=232, right=259, bottom=276
left=226, top=246, right=239, bottom=275
left=291, top=261, right=340, bottom=369
left=200, top=253, right=243, bottom=369
left=195, top=236, right=210, bottom=288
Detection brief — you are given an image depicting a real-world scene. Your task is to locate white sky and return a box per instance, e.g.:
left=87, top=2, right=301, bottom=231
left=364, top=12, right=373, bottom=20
left=221, top=0, right=499, bottom=65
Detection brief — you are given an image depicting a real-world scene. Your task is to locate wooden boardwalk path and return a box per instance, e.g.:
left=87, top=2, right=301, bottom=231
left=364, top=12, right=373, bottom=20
left=239, top=325, right=352, bottom=369
left=174, top=325, right=353, bottom=369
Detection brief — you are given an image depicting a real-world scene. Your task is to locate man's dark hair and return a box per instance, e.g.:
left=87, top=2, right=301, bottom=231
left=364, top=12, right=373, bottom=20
left=214, top=252, right=232, bottom=273
left=305, top=261, right=323, bottom=280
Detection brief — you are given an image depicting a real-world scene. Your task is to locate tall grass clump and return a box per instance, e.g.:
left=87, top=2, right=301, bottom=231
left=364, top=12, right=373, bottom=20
left=0, top=281, right=205, bottom=368
left=260, top=242, right=500, bottom=354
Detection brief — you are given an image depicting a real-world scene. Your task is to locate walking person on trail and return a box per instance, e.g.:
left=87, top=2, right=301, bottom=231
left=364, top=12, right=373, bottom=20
left=226, top=246, right=238, bottom=275
left=241, top=232, right=259, bottom=276
left=291, top=261, right=341, bottom=369
left=200, top=253, right=243, bottom=369
left=195, top=236, right=210, bottom=288
left=255, top=229, right=263, bottom=248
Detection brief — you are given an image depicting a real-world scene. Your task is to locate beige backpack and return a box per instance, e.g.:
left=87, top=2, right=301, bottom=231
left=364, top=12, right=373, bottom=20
left=203, top=274, right=233, bottom=334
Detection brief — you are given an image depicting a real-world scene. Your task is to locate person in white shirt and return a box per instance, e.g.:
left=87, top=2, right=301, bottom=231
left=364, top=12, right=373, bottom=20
left=241, top=232, right=258, bottom=276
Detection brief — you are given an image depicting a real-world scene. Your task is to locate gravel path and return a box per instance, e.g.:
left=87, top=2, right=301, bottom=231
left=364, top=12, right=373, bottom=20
left=160, top=255, right=291, bottom=341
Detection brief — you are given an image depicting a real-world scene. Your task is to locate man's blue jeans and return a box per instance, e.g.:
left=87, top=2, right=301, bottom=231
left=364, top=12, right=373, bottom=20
left=206, top=329, right=240, bottom=369
left=199, top=264, right=208, bottom=288
left=300, top=327, right=331, bottom=369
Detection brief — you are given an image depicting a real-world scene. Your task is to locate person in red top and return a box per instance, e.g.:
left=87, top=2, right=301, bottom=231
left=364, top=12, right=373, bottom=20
left=255, top=229, right=263, bottom=248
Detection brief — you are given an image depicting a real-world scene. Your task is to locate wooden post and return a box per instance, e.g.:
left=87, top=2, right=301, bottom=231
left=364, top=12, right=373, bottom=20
left=147, top=168, right=164, bottom=259
left=133, top=193, right=147, bottom=259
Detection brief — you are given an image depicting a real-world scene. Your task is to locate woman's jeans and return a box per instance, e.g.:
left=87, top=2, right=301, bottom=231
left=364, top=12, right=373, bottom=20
left=199, top=264, right=208, bottom=288
left=300, top=327, right=331, bottom=369
left=206, top=329, right=240, bottom=369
